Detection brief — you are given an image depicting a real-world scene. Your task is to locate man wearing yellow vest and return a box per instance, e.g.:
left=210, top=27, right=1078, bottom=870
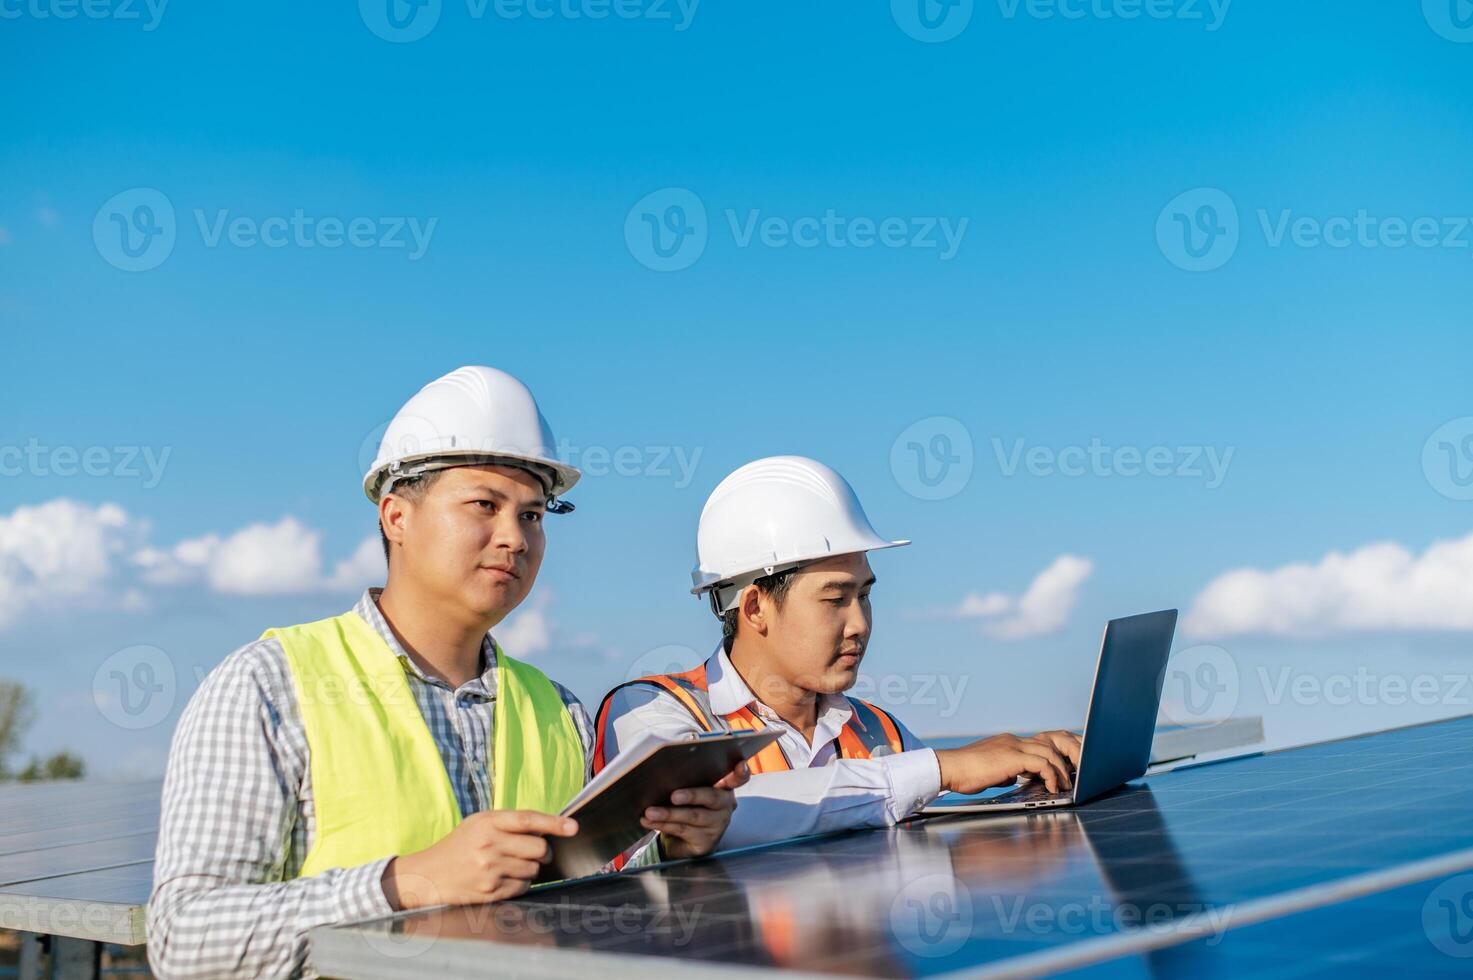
left=596, top=455, right=1080, bottom=850
left=148, top=367, right=743, bottom=980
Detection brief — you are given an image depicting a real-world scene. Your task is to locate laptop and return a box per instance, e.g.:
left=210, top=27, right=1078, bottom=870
left=921, top=608, right=1178, bottom=815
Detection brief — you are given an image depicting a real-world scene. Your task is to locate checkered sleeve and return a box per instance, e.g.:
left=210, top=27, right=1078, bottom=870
left=146, top=639, right=392, bottom=980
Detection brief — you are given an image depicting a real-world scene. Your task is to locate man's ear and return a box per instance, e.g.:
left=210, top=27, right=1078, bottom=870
left=740, top=585, right=769, bottom=639
left=379, top=493, right=409, bottom=552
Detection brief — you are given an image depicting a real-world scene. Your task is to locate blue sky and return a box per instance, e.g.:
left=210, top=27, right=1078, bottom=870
left=2, top=0, right=1472, bottom=777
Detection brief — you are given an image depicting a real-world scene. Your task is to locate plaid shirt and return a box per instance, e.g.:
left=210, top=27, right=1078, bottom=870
left=147, top=589, right=600, bottom=980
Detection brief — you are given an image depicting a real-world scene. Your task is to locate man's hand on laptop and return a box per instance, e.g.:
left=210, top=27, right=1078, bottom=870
left=642, top=761, right=750, bottom=860
left=935, top=731, right=1082, bottom=795
left=380, top=810, right=579, bottom=910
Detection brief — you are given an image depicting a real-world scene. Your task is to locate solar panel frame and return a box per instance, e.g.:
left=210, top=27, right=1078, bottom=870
left=0, top=864, right=154, bottom=945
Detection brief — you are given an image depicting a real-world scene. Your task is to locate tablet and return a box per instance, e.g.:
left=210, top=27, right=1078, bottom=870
left=538, top=728, right=780, bottom=882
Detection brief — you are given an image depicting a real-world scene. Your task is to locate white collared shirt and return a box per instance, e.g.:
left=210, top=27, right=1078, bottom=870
left=599, top=645, right=943, bottom=850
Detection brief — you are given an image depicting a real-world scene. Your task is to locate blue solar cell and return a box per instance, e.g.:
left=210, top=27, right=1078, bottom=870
left=1064, top=874, right=1473, bottom=978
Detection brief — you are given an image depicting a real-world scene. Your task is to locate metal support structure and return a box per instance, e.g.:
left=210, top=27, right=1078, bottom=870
left=50, top=937, right=102, bottom=980
left=16, top=932, right=45, bottom=980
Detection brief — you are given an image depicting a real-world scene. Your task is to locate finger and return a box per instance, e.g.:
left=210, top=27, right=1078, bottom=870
left=667, top=787, right=732, bottom=809
left=1024, top=748, right=1071, bottom=791
left=1045, top=731, right=1082, bottom=769
left=1012, top=750, right=1064, bottom=793
left=643, top=805, right=721, bottom=830
left=487, top=877, right=532, bottom=904
left=489, top=810, right=578, bottom=837
left=642, top=822, right=710, bottom=849
left=714, top=763, right=750, bottom=790
left=1012, top=752, right=1056, bottom=792
left=490, top=857, right=542, bottom=884
left=1032, top=730, right=1078, bottom=763
left=493, top=832, right=555, bottom=863
left=1018, top=740, right=1072, bottom=784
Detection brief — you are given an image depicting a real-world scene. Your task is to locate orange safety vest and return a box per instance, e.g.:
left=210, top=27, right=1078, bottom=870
left=593, top=662, right=906, bottom=775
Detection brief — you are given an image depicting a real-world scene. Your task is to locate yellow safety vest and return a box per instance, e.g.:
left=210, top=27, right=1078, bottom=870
left=265, top=611, right=584, bottom=879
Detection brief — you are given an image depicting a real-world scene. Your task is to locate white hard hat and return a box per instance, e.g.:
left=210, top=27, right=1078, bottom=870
left=363, top=366, right=581, bottom=511
left=691, top=455, right=909, bottom=615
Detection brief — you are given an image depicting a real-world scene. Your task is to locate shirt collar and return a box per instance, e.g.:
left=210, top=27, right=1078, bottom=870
left=704, top=644, right=853, bottom=727
left=355, top=588, right=499, bottom=691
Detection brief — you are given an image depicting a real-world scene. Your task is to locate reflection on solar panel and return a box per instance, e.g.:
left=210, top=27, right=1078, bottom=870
left=311, top=713, right=1473, bottom=978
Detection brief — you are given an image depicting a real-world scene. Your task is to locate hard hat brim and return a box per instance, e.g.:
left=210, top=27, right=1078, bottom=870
left=363, top=450, right=581, bottom=504
left=689, top=538, right=911, bottom=597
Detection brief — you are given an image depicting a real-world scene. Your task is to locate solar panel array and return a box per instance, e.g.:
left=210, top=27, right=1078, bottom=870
left=312, top=713, right=1473, bottom=978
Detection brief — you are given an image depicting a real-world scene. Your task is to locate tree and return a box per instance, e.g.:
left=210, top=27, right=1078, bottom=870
left=0, top=681, right=36, bottom=780
left=18, top=752, right=85, bottom=782
left=0, top=681, right=85, bottom=782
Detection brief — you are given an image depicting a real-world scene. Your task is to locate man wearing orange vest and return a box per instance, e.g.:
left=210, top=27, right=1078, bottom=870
left=595, top=456, right=1080, bottom=850
left=148, top=367, right=744, bottom=979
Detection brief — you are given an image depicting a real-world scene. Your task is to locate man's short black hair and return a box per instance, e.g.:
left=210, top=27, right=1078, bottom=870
left=720, top=567, right=797, bottom=654
left=378, top=470, right=443, bottom=562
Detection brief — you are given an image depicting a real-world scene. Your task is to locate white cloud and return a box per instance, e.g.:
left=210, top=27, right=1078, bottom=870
left=950, top=555, right=1094, bottom=640
left=133, top=535, right=217, bottom=586
left=0, top=499, right=142, bottom=627
left=957, top=592, right=1011, bottom=618
left=0, top=499, right=382, bottom=631
left=1184, top=530, right=1473, bottom=638
left=325, top=537, right=385, bottom=593
left=137, top=518, right=379, bottom=596
left=494, top=593, right=551, bottom=657
left=206, top=518, right=327, bottom=594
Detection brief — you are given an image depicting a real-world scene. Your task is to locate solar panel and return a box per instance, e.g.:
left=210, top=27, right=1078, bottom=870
left=0, top=780, right=160, bottom=847
left=1067, top=874, right=1473, bottom=977
left=0, top=836, right=156, bottom=889
left=310, top=713, right=1473, bottom=979
left=0, top=780, right=160, bottom=946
